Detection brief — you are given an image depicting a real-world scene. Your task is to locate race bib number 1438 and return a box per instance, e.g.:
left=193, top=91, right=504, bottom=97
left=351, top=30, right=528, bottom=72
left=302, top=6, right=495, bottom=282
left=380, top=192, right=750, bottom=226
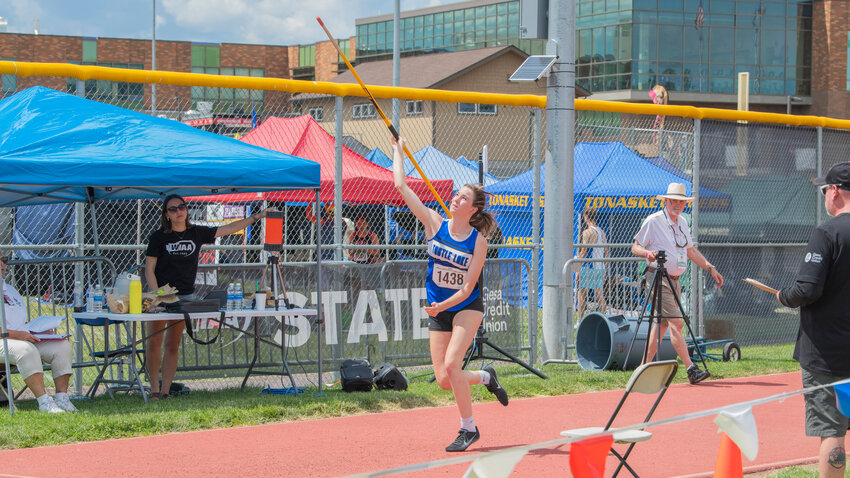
left=433, top=263, right=465, bottom=289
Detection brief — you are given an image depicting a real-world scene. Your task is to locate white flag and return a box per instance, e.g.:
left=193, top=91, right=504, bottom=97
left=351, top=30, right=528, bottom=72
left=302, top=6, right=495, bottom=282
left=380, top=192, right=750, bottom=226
left=463, top=449, right=527, bottom=478
left=714, top=406, right=759, bottom=461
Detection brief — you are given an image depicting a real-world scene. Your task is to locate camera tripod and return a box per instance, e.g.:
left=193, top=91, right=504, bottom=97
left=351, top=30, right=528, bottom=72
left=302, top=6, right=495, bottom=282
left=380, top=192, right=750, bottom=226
left=623, top=251, right=709, bottom=372
left=260, top=253, right=293, bottom=310
left=241, top=251, right=298, bottom=392
left=461, top=323, right=548, bottom=379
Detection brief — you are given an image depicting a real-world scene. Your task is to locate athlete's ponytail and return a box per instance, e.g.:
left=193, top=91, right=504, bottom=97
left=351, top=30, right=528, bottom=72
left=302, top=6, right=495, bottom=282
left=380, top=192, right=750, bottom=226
left=463, top=184, right=497, bottom=239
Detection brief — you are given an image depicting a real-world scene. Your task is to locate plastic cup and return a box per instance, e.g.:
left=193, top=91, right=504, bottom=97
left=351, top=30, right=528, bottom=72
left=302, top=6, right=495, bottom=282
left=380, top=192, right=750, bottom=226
left=255, top=293, right=266, bottom=311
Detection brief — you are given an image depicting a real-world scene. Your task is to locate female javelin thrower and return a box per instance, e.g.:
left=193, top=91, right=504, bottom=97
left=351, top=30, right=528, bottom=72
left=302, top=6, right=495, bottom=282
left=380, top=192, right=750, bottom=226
left=392, top=136, right=509, bottom=452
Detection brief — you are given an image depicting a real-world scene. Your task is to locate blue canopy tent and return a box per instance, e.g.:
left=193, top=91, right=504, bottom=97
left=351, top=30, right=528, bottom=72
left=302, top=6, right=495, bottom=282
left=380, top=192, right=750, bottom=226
left=366, top=145, right=500, bottom=254
left=456, top=156, right=478, bottom=170
left=485, top=141, right=730, bottom=307
left=365, top=146, right=499, bottom=188
left=0, top=87, right=319, bottom=205
left=364, top=148, right=393, bottom=170
left=0, top=87, right=323, bottom=412
left=407, top=146, right=499, bottom=187
left=13, top=203, right=75, bottom=260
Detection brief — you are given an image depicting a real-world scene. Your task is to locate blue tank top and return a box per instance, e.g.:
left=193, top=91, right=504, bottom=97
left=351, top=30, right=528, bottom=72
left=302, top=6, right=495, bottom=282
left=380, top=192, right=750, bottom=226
left=426, top=220, right=480, bottom=311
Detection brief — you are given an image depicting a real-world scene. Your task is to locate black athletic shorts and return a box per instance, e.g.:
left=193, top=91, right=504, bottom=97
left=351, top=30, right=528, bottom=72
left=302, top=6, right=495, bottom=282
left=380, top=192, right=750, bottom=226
left=428, top=294, right=484, bottom=332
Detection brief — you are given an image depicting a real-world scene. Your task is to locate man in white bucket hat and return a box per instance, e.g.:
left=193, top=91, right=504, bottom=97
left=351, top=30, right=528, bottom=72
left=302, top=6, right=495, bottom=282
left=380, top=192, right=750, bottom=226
left=631, top=182, right=724, bottom=384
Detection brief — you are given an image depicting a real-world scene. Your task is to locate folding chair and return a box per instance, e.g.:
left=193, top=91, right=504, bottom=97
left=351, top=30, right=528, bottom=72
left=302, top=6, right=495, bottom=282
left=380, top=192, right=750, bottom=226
left=560, top=360, right=678, bottom=478
left=0, top=365, right=28, bottom=405
left=74, top=316, right=148, bottom=401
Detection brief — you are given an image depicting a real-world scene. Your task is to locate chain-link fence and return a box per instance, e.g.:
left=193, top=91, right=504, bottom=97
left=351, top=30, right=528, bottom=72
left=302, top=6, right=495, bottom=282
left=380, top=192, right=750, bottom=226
left=1, top=63, right=847, bottom=393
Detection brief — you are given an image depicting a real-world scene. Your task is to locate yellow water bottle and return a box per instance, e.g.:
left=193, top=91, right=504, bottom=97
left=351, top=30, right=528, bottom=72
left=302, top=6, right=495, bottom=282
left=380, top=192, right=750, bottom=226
left=129, top=274, right=142, bottom=314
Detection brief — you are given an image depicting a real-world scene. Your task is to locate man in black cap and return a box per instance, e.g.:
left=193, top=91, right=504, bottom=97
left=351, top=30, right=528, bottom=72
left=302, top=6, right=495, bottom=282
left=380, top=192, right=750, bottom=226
left=777, top=161, right=850, bottom=478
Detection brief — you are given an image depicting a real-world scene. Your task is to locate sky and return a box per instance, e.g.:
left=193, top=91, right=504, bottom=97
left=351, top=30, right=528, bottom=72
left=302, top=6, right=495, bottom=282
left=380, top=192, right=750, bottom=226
left=1, top=0, right=458, bottom=46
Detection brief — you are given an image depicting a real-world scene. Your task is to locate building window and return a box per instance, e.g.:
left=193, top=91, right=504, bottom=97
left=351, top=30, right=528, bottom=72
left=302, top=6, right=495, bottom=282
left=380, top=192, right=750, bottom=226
left=293, top=45, right=316, bottom=80
left=65, top=62, right=144, bottom=103
left=578, top=110, right=620, bottom=137
left=353, top=103, right=376, bottom=119
left=458, top=103, right=497, bottom=115
left=337, top=40, right=350, bottom=63
left=1, top=73, right=15, bottom=93
left=299, top=45, right=316, bottom=67
left=190, top=62, right=265, bottom=104
left=191, top=44, right=220, bottom=68
left=406, top=100, right=423, bottom=115
left=1, top=58, right=16, bottom=94
left=190, top=44, right=263, bottom=105
left=82, top=39, right=97, bottom=62
left=573, top=0, right=812, bottom=96
left=308, top=107, right=324, bottom=121
left=355, top=0, right=529, bottom=61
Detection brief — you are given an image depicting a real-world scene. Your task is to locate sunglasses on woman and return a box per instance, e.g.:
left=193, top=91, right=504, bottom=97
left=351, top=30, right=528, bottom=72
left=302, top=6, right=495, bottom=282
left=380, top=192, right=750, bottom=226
left=166, top=204, right=188, bottom=213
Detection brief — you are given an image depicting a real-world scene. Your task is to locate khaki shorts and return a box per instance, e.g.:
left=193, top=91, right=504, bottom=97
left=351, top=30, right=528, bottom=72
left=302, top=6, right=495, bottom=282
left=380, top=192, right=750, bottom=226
left=0, top=338, right=73, bottom=380
left=644, top=270, right=683, bottom=321
left=802, top=368, right=850, bottom=438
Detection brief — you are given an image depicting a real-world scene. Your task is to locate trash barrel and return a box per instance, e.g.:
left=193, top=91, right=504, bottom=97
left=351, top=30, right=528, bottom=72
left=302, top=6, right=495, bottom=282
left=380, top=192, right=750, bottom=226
left=576, top=312, right=676, bottom=371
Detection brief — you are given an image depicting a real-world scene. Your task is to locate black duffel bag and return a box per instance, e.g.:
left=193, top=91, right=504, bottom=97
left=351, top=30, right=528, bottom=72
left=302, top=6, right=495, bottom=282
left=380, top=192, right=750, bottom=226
left=165, top=299, right=223, bottom=345
left=373, top=362, right=408, bottom=391
left=340, top=358, right=374, bottom=392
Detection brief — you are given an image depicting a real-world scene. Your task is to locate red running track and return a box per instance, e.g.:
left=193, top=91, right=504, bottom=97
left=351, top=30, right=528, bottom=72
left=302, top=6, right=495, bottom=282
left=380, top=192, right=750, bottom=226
left=0, top=372, right=816, bottom=477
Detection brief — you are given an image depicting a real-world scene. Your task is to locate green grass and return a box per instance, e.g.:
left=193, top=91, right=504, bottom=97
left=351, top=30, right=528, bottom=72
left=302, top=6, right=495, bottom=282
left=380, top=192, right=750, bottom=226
left=0, top=343, right=801, bottom=449
left=758, top=465, right=820, bottom=478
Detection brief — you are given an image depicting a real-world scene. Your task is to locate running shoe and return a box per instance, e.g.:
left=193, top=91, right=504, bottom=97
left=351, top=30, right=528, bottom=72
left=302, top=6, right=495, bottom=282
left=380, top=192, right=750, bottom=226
left=484, top=367, right=509, bottom=406
left=37, top=395, right=64, bottom=414
left=687, top=365, right=711, bottom=385
left=53, top=394, right=78, bottom=412
left=445, top=427, right=480, bottom=452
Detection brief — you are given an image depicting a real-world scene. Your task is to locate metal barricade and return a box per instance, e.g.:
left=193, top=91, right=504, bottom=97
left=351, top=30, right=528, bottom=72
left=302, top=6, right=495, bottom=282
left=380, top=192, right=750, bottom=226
left=547, top=255, right=646, bottom=365
left=3, top=256, right=117, bottom=396
left=147, top=257, right=534, bottom=386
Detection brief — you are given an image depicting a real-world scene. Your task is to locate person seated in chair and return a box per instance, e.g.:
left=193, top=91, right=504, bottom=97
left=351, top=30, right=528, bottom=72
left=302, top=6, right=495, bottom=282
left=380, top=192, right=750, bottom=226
left=345, top=215, right=383, bottom=264
left=0, top=251, right=76, bottom=413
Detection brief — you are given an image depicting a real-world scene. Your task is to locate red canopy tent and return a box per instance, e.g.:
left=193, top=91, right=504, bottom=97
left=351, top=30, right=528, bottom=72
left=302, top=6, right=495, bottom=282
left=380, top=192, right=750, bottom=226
left=191, top=115, right=452, bottom=205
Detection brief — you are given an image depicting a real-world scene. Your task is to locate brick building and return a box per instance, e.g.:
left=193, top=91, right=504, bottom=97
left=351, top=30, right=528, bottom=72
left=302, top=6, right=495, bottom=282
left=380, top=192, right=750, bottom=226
left=0, top=32, right=291, bottom=121
left=3, top=0, right=850, bottom=120
left=811, top=0, right=850, bottom=119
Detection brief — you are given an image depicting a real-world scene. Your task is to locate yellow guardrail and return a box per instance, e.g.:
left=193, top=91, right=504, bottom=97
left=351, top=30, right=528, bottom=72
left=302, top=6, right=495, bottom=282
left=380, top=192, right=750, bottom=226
left=3, top=60, right=850, bottom=130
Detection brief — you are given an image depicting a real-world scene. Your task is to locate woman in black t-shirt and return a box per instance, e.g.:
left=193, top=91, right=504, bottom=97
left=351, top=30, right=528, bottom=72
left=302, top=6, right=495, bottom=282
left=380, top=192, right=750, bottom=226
left=143, top=194, right=270, bottom=399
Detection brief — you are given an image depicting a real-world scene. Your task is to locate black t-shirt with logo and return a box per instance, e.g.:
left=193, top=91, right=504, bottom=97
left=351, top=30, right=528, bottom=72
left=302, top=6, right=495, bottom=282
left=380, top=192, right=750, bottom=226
left=145, top=226, right=217, bottom=295
left=779, top=213, right=850, bottom=376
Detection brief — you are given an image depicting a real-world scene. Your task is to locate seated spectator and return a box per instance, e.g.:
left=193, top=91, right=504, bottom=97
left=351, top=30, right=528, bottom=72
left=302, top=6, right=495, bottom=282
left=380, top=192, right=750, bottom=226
left=0, top=251, right=76, bottom=413
left=346, top=216, right=383, bottom=264
left=306, top=203, right=351, bottom=261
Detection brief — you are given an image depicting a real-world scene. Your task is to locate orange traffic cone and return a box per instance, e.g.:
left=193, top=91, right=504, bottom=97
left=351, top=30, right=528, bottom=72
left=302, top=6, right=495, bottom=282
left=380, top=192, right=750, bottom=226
left=714, top=432, right=743, bottom=478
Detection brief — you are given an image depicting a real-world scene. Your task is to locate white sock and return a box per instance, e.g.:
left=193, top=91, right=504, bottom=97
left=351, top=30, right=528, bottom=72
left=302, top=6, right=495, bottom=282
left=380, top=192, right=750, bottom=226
left=479, top=370, right=491, bottom=386
left=36, top=394, right=51, bottom=405
left=55, top=392, right=69, bottom=400
left=460, top=416, right=476, bottom=432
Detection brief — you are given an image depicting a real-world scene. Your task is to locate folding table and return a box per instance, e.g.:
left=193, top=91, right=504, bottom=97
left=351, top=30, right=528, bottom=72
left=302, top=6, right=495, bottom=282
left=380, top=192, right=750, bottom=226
left=73, top=307, right=317, bottom=402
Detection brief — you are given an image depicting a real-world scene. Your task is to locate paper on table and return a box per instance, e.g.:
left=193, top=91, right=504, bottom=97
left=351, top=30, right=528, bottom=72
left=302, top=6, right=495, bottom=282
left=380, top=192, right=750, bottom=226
left=33, top=333, right=71, bottom=340
left=743, top=278, right=779, bottom=294
left=26, top=315, right=66, bottom=333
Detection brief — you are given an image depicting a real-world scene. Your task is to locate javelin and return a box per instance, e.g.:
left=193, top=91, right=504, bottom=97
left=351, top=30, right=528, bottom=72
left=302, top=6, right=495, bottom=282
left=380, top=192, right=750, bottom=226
left=316, top=17, right=452, bottom=218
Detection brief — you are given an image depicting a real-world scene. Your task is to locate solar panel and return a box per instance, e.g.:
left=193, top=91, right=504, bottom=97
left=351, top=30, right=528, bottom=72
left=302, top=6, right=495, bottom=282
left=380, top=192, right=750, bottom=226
left=509, top=55, right=557, bottom=82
